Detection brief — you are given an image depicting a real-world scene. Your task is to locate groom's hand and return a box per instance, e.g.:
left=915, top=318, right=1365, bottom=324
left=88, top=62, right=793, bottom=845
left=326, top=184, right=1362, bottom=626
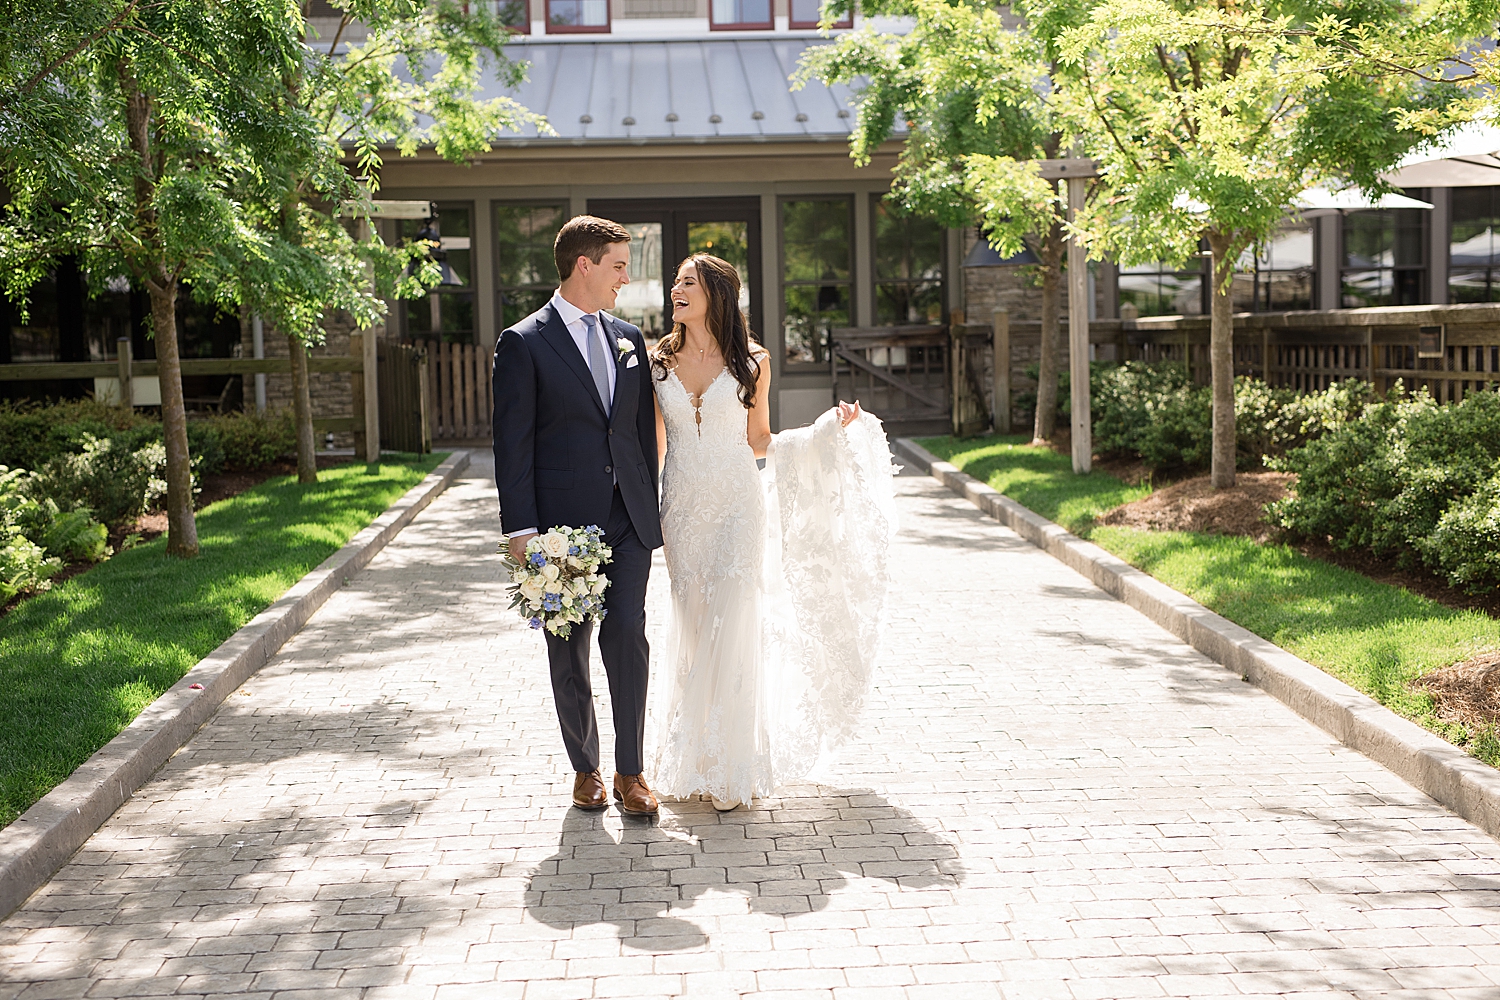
left=508, top=530, right=537, bottom=563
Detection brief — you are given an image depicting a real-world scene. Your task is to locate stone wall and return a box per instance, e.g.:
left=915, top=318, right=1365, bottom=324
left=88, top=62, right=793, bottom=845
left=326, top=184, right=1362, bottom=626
left=240, top=309, right=383, bottom=451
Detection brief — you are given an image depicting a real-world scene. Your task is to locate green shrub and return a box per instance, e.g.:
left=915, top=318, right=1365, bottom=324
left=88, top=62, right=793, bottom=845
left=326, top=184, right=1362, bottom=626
left=40, top=509, right=109, bottom=563
left=0, top=399, right=153, bottom=471
left=198, top=410, right=295, bottom=470
left=1088, top=363, right=1373, bottom=472
left=1271, top=389, right=1500, bottom=592
left=26, top=435, right=159, bottom=529
left=0, top=536, right=58, bottom=602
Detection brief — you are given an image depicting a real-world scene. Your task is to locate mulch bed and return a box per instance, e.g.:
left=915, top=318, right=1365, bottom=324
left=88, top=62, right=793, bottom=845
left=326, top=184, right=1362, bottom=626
left=1413, top=651, right=1500, bottom=727
left=1097, top=472, right=1293, bottom=543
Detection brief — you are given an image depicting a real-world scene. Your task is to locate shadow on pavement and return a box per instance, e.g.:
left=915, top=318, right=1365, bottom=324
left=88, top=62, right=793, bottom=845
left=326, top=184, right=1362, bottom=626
left=522, top=789, right=965, bottom=950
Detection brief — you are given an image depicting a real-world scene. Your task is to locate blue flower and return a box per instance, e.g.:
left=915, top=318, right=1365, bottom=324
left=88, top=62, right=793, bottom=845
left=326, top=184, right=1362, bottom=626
left=528, top=617, right=543, bottom=629
left=568, top=545, right=579, bottom=555
left=542, top=593, right=562, bottom=612
left=528, top=552, right=546, bottom=567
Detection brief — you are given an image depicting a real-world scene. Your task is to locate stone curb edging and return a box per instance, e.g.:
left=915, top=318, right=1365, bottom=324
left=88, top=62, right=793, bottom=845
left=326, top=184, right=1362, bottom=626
left=892, top=437, right=1500, bottom=842
left=0, top=450, right=473, bottom=921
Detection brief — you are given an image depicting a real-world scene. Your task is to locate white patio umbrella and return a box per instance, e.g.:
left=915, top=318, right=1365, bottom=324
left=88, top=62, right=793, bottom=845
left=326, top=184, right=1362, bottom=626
left=1380, top=121, right=1500, bottom=188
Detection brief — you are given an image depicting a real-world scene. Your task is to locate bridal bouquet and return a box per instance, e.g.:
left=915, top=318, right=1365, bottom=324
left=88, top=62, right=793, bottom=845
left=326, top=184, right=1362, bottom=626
left=502, top=525, right=612, bottom=639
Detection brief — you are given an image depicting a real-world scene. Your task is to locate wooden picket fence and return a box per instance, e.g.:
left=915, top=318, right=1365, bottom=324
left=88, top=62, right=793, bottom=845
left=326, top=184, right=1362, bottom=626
left=412, top=338, right=492, bottom=441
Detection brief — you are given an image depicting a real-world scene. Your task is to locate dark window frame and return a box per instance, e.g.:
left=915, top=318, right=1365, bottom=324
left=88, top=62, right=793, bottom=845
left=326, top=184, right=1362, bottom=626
left=1338, top=200, right=1429, bottom=308
left=1448, top=185, right=1500, bottom=303
left=709, top=0, right=773, bottom=30
left=1118, top=256, right=1209, bottom=318
left=492, top=200, right=570, bottom=332
left=399, top=201, right=478, bottom=344
left=869, top=199, right=947, bottom=326
left=778, top=194, right=855, bottom=372
left=491, top=0, right=531, bottom=32
left=1233, top=220, right=1315, bottom=313
left=788, top=0, right=853, bottom=29
left=545, top=0, right=610, bottom=33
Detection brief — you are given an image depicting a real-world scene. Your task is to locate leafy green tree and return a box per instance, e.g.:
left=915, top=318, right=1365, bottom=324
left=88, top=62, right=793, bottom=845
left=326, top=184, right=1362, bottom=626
left=1, top=0, right=312, bottom=556
left=180, top=0, right=545, bottom=483
left=1051, top=0, right=1477, bottom=487
left=800, top=0, right=1079, bottom=443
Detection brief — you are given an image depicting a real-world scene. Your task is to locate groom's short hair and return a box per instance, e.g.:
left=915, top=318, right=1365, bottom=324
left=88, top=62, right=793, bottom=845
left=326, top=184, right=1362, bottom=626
left=555, top=216, right=632, bottom=281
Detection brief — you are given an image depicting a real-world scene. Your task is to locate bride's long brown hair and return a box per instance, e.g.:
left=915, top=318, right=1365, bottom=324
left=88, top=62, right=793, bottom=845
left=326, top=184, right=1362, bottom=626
left=652, top=254, right=762, bottom=409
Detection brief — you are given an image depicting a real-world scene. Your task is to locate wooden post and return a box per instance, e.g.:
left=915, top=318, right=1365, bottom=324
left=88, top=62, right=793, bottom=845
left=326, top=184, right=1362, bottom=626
left=350, top=332, right=367, bottom=459
left=991, top=307, right=1010, bottom=434
left=462, top=342, right=477, bottom=439
left=417, top=350, right=432, bottom=453
left=363, top=325, right=380, bottom=462
left=1066, top=176, right=1091, bottom=474
left=442, top=339, right=455, bottom=438
left=116, top=337, right=132, bottom=409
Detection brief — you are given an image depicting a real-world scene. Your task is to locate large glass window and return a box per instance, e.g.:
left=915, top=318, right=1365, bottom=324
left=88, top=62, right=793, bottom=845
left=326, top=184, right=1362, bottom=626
left=711, top=0, right=772, bottom=29
left=781, top=198, right=852, bottom=367
left=494, top=202, right=567, bottom=330
left=789, top=0, right=853, bottom=28
left=1231, top=221, right=1314, bottom=312
left=400, top=205, right=474, bottom=342
left=873, top=201, right=944, bottom=325
left=1341, top=207, right=1426, bottom=307
left=546, top=0, right=608, bottom=31
left=1119, top=259, right=1205, bottom=317
left=1450, top=187, right=1500, bottom=303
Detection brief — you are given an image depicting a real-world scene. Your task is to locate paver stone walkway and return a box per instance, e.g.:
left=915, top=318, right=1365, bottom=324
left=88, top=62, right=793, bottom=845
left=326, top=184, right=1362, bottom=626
left=3, top=452, right=1500, bottom=999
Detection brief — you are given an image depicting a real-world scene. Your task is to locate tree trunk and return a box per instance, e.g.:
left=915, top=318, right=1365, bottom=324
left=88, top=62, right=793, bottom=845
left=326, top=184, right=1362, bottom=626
left=1032, top=220, right=1065, bottom=445
left=1206, top=231, right=1236, bottom=489
left=288, top=333, right=317, bottom=483
left=120, top=59, right=197, bottom=556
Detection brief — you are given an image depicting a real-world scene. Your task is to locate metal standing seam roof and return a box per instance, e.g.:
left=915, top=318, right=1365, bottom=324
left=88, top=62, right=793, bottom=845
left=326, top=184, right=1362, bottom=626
left=481, top=37, right=863, bottom=144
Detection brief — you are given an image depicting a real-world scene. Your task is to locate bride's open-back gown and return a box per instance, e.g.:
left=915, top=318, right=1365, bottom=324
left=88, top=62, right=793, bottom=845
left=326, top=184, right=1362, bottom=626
left=650, top=366, right=898, bottom=804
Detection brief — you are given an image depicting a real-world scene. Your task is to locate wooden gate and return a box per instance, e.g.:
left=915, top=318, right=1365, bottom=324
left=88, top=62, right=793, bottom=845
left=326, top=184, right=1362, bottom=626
left=829, top=325, right=951, bottom=436
left=377, top=343, right=431, bottom=454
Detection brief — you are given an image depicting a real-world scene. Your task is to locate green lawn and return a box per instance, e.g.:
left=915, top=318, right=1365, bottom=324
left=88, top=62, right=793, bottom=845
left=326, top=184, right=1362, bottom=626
left=918, top=434, right=1153, bottom=533
left=918, top=435, right=1500, bottom=765
left=0, top=456, right=444, bottom=828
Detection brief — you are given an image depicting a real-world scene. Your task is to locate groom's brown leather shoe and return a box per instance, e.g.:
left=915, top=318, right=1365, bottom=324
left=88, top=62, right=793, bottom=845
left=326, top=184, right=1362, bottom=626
left=572, top=770, right=608, bottom=810
left=613, top=773, right=659, bottom=815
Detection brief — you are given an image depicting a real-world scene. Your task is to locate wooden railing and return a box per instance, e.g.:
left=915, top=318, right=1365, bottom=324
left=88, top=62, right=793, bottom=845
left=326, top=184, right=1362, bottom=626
left=829, top=324, right=951, bottom=434
left=1131, top=303, right=1500, bottom=402
left=412, top=338, right=492, bottom=441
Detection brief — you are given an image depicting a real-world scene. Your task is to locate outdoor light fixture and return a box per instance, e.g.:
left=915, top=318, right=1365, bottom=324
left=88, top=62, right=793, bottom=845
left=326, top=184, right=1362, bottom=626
left=1418, top=324, right=1445, bottom=359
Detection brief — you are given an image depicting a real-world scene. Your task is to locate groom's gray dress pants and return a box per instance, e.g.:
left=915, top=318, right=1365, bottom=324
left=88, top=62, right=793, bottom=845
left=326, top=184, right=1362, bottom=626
left=543, top=488, right=652, bottom=776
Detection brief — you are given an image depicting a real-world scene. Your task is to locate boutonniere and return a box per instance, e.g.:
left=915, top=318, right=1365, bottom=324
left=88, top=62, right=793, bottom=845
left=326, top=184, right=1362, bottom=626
left=616, top=337, right=635, bottom=362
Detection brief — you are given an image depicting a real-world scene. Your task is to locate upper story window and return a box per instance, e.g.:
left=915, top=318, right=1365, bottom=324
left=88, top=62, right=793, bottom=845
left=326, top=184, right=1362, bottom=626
left=711, top=0, right=772, bottom=29
left=1342, top=206, right=1425, bottom=307
left=1450, top=186, right=1500, bottom=303
left=493, top=0, right=530, bottom=31
left=547, top=0, right=609, bottom=32
left=789, top=0, right=852, bottom=29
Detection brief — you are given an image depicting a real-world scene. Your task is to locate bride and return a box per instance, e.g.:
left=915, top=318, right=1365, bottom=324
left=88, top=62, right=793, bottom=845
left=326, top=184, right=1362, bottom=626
left=649, top=253, right=898, bottom=811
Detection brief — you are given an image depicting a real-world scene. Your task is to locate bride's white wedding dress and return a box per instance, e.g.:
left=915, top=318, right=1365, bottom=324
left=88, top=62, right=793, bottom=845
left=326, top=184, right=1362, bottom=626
left=649, top=366, right=898, bottom=804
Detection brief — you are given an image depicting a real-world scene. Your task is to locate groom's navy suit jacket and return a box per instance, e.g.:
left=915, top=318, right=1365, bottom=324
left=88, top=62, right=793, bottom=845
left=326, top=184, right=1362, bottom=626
left=492, top=301, right=663, bottom=550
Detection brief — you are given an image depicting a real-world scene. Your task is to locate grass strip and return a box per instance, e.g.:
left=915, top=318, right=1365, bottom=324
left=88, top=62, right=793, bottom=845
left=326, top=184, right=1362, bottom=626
left=917, top=434, right=1153, bottom=533
left=918, top=434, right=1500, bottom=766
left=0, top=456, right=444, bottom=828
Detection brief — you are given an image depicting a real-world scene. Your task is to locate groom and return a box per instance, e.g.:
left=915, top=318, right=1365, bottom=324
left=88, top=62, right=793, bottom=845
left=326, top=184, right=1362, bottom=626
left=492, top=215, right=663, bottom=815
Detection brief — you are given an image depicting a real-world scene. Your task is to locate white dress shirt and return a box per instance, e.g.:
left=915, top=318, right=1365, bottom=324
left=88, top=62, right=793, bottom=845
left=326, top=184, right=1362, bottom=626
left=510, top=291, right=620, bottom=541
left=551, top=289, right=616, bottom=403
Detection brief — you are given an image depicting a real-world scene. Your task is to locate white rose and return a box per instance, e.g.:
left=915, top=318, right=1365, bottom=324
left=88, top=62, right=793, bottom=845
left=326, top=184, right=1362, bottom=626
left=540, top=532, right=569, bottom=559
left=590, top=574, right=608, bottom=594
left=520, top=578, right=545, bottom=602
left=567, top=555, right=583, bottom=570
left=543, top=578, right=563, bottom=594
left=540, top=562, right=560, bottom=581
left=510, top=569, right=528, bottom=585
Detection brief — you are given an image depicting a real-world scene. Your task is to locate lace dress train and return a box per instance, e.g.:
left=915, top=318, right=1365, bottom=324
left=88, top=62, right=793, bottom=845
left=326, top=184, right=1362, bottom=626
left=649, top=369, right=897, bottom=804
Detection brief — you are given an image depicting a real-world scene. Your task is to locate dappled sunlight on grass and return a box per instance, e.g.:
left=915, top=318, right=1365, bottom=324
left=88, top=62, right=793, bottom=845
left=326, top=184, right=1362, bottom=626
left=0, top=457, right=443, bottom=828
left=919, top=434, right=1152, bottom=534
